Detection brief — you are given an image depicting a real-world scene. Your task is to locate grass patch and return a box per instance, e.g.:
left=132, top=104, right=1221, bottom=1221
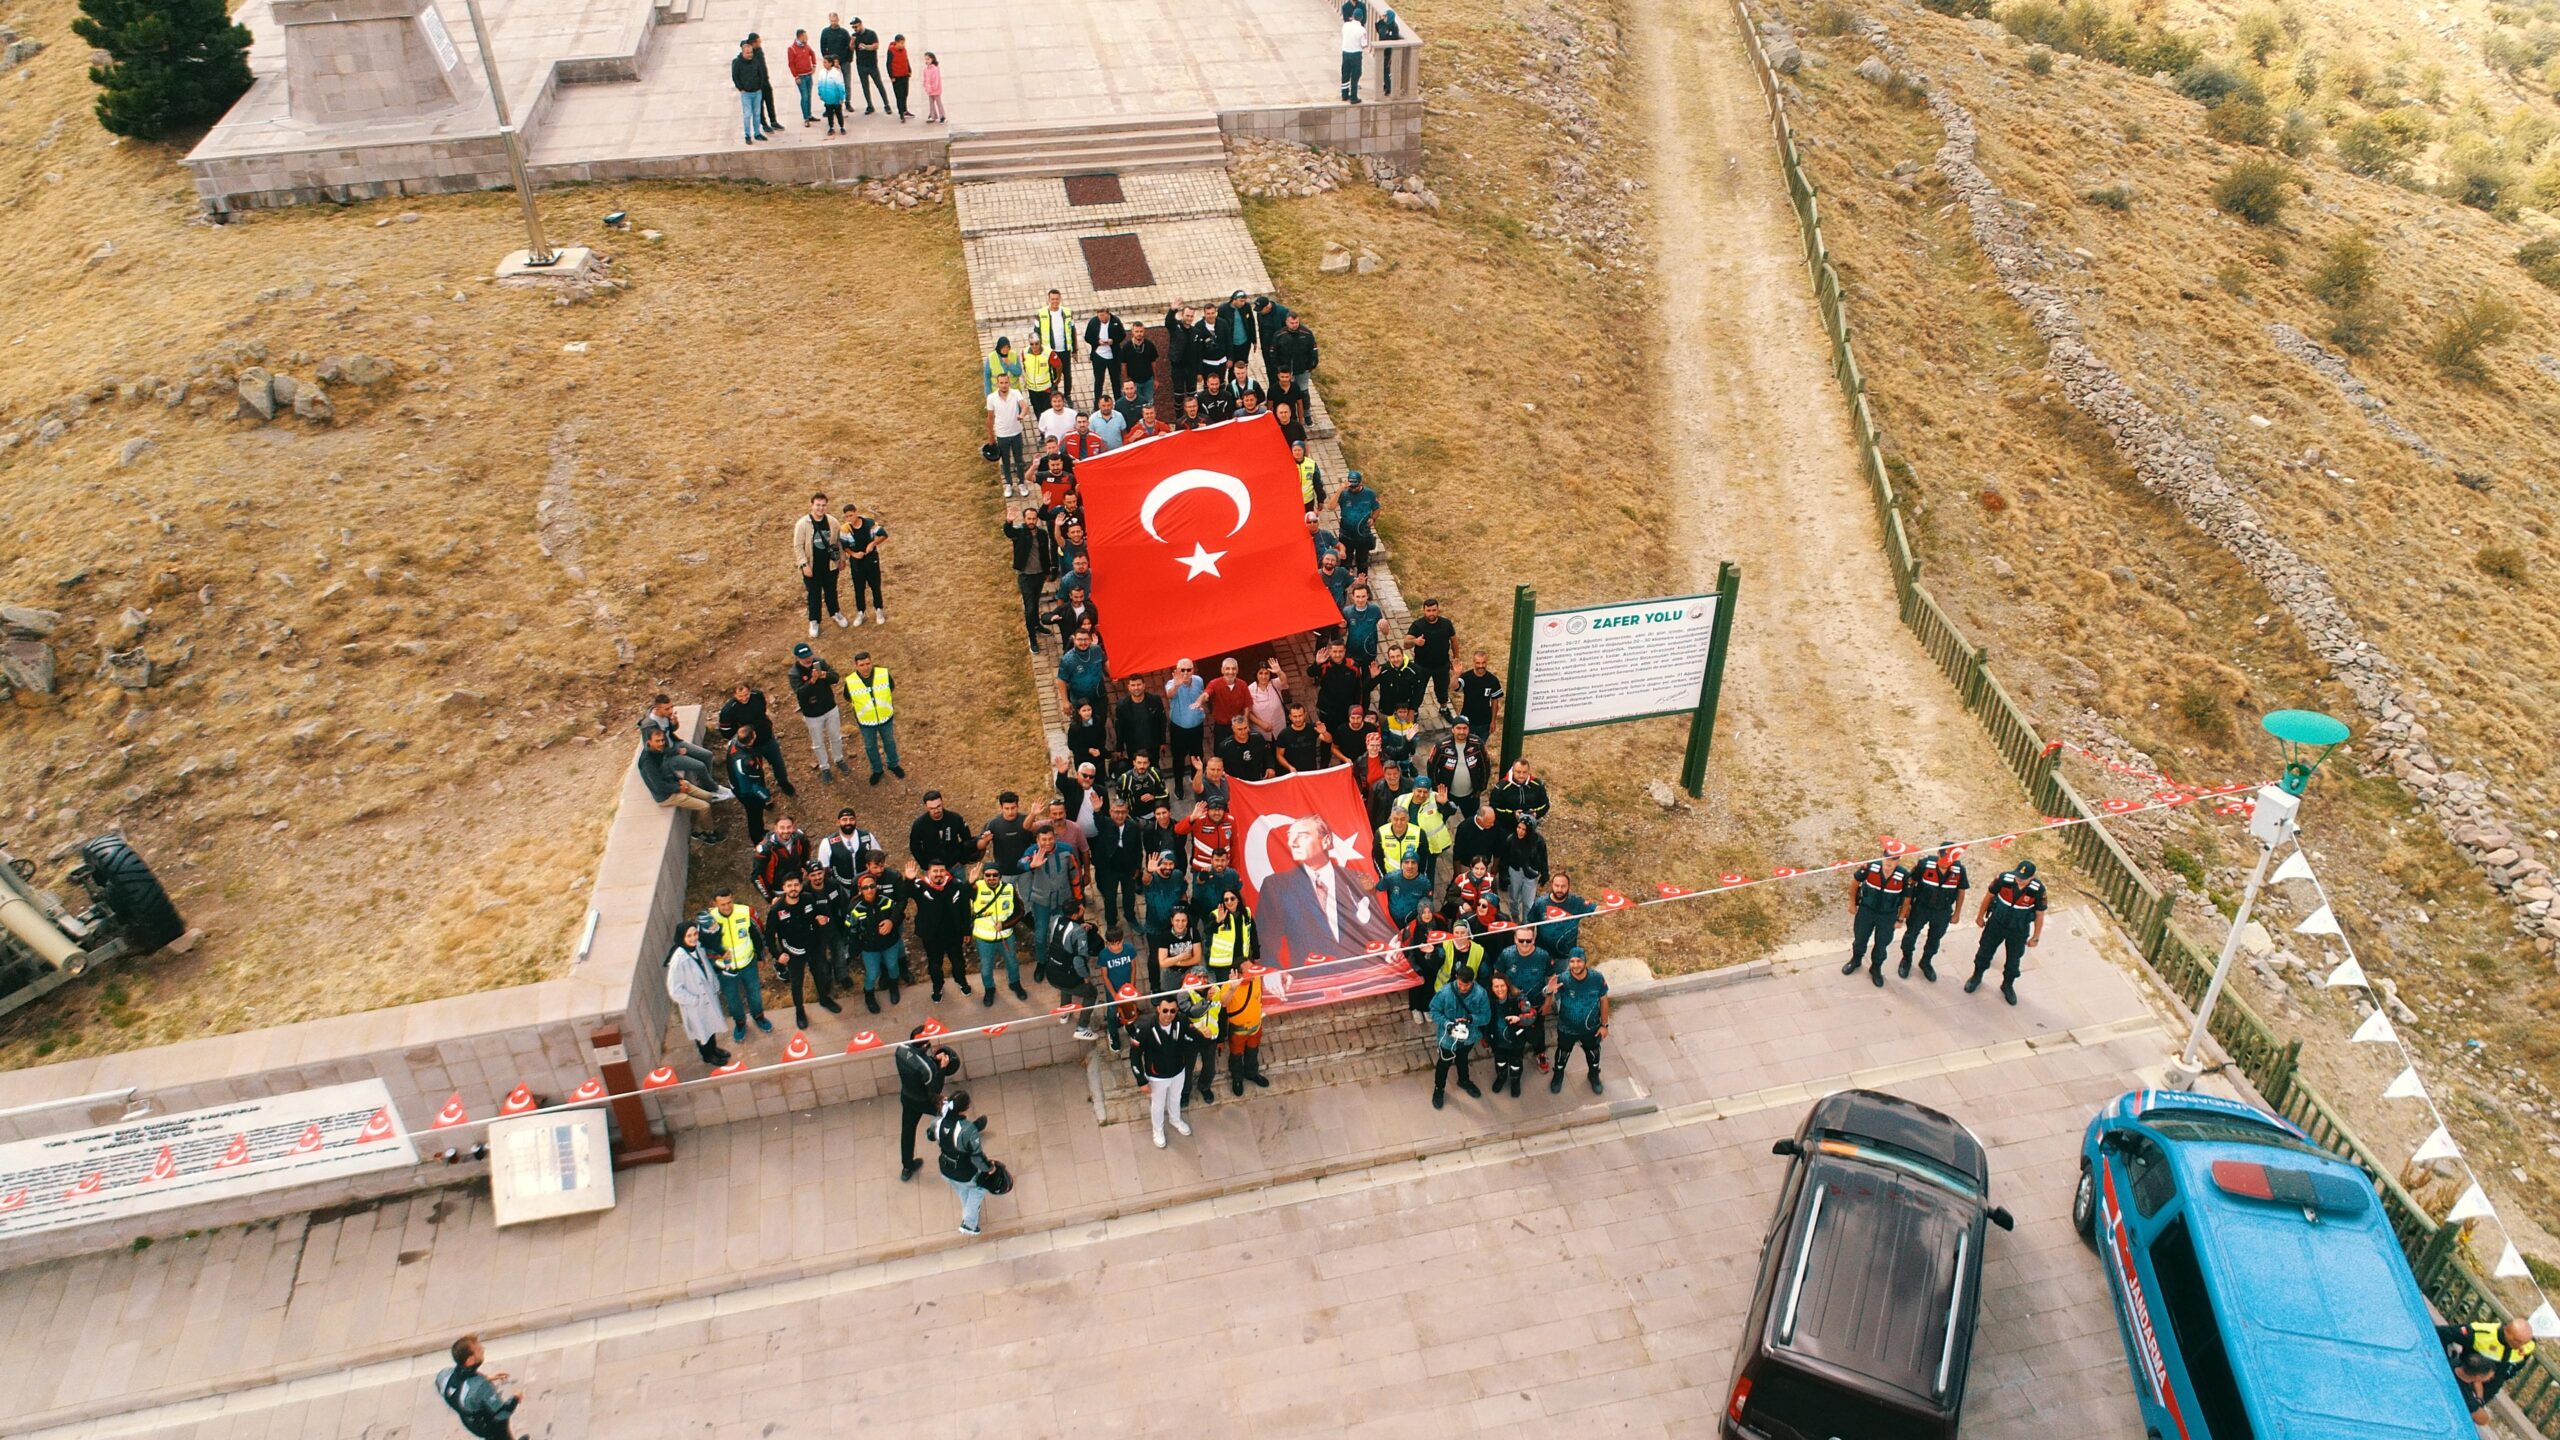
left=2161, top=844, right=2209, bottom=889
left=2476, top=544, right=2532, bottom=584
left=2428, top=293, right=2521, bottom=379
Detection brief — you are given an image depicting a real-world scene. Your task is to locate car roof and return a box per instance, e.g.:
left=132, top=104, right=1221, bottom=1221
left=1807, top=1088, right=1989, bottom=1187
left=2161, top=1136, right=2477, bottom=1435
left=1773, top=1157, right=1971, bottom=1406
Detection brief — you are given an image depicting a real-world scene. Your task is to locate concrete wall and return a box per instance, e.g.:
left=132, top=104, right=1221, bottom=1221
left=528, top=134, right=949, bottom=189
left=1221, top=100, right=1422, bottom=168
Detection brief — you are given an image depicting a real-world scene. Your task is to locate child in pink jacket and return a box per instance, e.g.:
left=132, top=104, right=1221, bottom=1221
left=923, top=53, right=945, bottom=123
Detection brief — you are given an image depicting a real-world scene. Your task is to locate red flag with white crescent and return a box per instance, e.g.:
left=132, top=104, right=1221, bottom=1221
left=1072, top=416, right=1344, bottom=678
left=1225, top=766, right=1413, bottom=1011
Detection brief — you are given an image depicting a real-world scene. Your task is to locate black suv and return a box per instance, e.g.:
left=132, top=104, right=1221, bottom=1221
left=1721, top=1089, right=2016, bottom=1440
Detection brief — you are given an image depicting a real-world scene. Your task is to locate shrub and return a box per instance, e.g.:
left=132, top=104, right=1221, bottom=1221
left=2176, top=58, right=2256, bottom=104
left=72, top=0, right=254, bottom=141
left=2026, top=44, right=2055, bottom=74
left=1883, top=69, right=1931, bottom=105
left=1921, top=0, right=1995, bottom=15
left=2274, top=108, right=2322, bottom=156
left=2475, top=545, right=2531, bottom=584
left=2428, top=293, right=2521, bottom=379
left=2335, top=114, right=2423, bottom=180
left=2216, top=259, right=2256, bottom=296
left=2438, top=133, right=2521, bottom=215
left=2082, top=181, right=2136, bottom=209
left=2325, top=295, right=2396, bottom=353
left=2176, top=683, right=2233, bottom=740
left=2206, top=98, right=2280, bottom=145
left=1813, top=1, right=1864, bottom=36
left=2212, top=157, right=2294, bottom=223
left=2160, top=844, right=2209, bottom=889
left=2236, top=6, right=2289, bottom=63
left=2307, top=229, right=2379, bottom=308
left=2518, top=236, right=2560, bottom=291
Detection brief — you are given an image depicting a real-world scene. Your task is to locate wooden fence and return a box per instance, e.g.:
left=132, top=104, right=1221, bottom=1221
left=1722, top=1, right=2557, bottom=1426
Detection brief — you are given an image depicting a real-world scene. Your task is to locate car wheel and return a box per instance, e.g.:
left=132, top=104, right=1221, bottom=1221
left=2071, top=1158, right=2097, bottom=1248
left=78, top=835, right=186, bottom=952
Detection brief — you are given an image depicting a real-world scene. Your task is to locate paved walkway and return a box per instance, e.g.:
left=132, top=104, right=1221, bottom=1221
left=11, top=908, right=2170, bottom=1437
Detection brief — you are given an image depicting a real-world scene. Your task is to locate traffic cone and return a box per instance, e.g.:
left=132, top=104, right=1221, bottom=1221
left=783, top=1031, right=813, bottom=1061
left=846, top=1031, right=882, bottom=1052
left=499, top=1086, right=536, bottom=1116
left=432, top=1093, right=471, bottom=1128
left=569, top=1077, right=605, bottom=1102
left=918, top=1017, right=947, bottom=1039
left=641, top=1066, right=679, bottom=1090
left=711, top=1057, right=746, bottom=1075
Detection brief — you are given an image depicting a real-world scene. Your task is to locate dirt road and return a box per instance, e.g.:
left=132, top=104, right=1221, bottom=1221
left=1630, top=0, right=2023, bottom=868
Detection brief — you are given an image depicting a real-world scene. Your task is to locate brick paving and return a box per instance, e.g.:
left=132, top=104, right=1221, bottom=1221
left=11, top=910, right=2166, bottom=1438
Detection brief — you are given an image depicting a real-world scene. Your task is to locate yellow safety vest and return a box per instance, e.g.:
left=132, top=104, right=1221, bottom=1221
left=1036, top=307, right=1077, bottom=354
left=2468, top=1320, right=2536, bottom=1367
left=844, top=666, right=895, bottom=725
left=1298, top=458, right=1320, bottom=506
left=1221, top=974, right=1264, bottom=1033
left=1185, top=988, right=1221, bottom=1040
left=711, top=906, right=757, bottom=970
left=1395, top=794, right=1452, bottom=854
left=1375, top=822, right=1425, bottom=871
left=1431, top=941, right=1485, bottom=993
left=1023, top=349, right=1055, bottom=390
left=1206, top=910, right=1254, bottom=969
left=970, top=881, right=1016, bottom=941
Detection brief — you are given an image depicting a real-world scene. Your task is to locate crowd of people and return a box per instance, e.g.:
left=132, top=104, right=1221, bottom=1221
left=729, top=15, right=943, bottom=145
left=631, top=274, right=1626, bottom=1240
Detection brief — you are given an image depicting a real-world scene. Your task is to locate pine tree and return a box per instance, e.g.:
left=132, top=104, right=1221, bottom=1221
left=73, top=0, right=253, bottom=141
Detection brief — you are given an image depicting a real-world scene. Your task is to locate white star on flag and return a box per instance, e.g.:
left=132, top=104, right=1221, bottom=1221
left=1177, top=543, right=1227, bottom=580
left=1327, top=832, right=1362, bottom=866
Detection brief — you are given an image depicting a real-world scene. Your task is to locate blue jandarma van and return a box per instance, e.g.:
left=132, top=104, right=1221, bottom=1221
left=2074, top=1088, right=2476, bottom=1439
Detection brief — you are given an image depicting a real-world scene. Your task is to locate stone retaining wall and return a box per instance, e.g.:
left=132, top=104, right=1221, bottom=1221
left=1221, top=100, right=1424, bottom=170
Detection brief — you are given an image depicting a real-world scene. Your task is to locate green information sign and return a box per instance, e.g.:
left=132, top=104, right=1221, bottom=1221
left=1498, top=562, right=1740, bottom=798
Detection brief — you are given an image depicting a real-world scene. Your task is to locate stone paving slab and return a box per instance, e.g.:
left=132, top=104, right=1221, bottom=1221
left=965, top=215, right=1276, bottom=326
left=10, top=912, right=2158, bottom=1436
left=955, top=169, right=1245, bottom=238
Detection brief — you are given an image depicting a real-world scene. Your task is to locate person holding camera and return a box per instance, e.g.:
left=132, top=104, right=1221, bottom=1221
left=1428, top=965, right=1491, bottom=1109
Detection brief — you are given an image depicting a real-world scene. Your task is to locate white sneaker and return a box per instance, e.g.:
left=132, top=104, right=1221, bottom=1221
left=873, top=608, right=886, bottom=624
left=1170, top=1118, right=1192, bottom=1136
left=851, top=611, right=865, bottom=627
left=1153, top=1131, right=1167, bottom=1148
left=1072, top=1028, right=1097, bottom=1041
left=710, top=786, right=736, bottom=802
left=832, top=612, right=849, bottom=629
left=808, top=621, right=820, bottom=638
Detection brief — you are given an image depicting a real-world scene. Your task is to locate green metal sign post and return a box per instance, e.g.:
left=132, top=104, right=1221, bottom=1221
left=1496, top=563, right=1740, bottom=799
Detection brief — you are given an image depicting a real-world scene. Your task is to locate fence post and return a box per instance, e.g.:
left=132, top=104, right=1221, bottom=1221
left=1965, top=645, right=1989, bottom=709
left=2266, top=1039, right=2301, bottom=1110
left=2414, top=1218, right=2464, bottom=1293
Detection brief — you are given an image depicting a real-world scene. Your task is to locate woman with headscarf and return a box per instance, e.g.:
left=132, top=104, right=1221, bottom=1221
left=666, top=921, right=734, bottom=1067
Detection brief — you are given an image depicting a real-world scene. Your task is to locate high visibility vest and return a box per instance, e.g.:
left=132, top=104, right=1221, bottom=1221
left=2467, top=1320, right=2536, bottom=1367
left=1036, top=307, right=1077, bottom=353
left=1375, top=822, right=1425, bottom=871
left=1206, top=910, right=1254, bottom=969
left=970, top=881, right=1017, bottom=941
left=843, top=666, right=895, bottom=725
left=1183, top=989, right=1221, bottom=1040
left=1221, top=974, right=1264, bottom=1033
left=1298, top=458, right=1320, bottom=506
left=1431, top=942, right=1485, bottom=993
left=1023, top=349, right=1055, bottom=389
left=1395, top=795, right=1451, bottom=854
left=711, top=906, right=757, bottom=970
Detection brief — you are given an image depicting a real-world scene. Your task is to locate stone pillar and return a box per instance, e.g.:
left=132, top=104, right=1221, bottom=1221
left=276, top=0, right=475, bottom=123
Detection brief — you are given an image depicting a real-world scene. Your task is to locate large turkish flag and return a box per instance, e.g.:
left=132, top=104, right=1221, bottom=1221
left=1226, top=766, right=1415, bottom=1012
left=1073, top=416, right=1343, bottom=679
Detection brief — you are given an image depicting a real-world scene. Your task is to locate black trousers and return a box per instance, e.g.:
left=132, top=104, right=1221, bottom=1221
left=784, top=947, right=834, bottom=1020
left=891, top=74, right=911, bottom=116
left=1554, top=1030, right=1601, bottom=1077
left=760, top=85, right=781, bottom=128
left=1095, top=871, right=1138, bottom=931
left=1901, top=907, right=1953, bottom=967
left=1972, top=924, right=2028, bottom=984
left=856, top=64, right=890, bottom=111
left=1344, top=525, right=1376, bottom=574
left=1433, top=1042, right=1476, bottom=1092
left=804, top=566, right=841, bottom=622
left=1850, top=909, right=1898, bottom=975
left=921, top=932, right=965, bottom=990
left=848, top=559, right=883, bottom=612
left=1490, top=1047, right=1524, bottom=1093
left=899, top=1093, right=939, bottom=1169
left=1015, top=572, right=1047, bottom=645
left=1191, top=1034, right=1219, bottom=1097
left=1423, top=665, right=1452, bottom=714
left=1090, top=356, right=1119, bottom=397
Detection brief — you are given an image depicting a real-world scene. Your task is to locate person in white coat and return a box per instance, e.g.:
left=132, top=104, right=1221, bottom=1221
left=667, top=922, right=735, bottom=1067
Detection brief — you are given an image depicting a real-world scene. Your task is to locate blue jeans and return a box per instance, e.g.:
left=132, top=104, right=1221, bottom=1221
left=859, top=718, right=901, bottom=774
left=739, top=91, right=766, bottom=140
left=976, top=935, right=1018, bottom=989
left=716, top=961, right=765, bottom=1026
left=863, top=940, right=905, bottom=991
left=796, top=72, right=814, bottom=120
left=945, top=1173, right=986, bottom=1231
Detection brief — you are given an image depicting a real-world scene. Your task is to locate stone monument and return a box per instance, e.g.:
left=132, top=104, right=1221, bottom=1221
left=276, top=0, right=474, bottom=122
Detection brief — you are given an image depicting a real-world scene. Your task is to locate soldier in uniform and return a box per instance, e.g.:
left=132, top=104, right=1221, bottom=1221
left=1841, top=854, right=1911, bottom=987
left=1898, top=844, right=1970, bottom=981
left=1966, top=859, right=2046, bottom=1006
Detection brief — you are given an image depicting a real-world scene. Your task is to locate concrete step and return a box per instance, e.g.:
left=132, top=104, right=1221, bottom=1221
left=949, top=114, right=1226, bottom=183
left=683, top=0, right=708, bottom=23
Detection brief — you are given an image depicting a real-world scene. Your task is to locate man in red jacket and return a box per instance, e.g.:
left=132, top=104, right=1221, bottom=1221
left=786, top=30, right=818, bottom=125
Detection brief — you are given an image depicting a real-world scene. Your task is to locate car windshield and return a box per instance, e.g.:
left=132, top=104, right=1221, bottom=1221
left=1813, top=1133, right=1984, bottom=1199
left=2149, top=1114, right=2328, bottom=1160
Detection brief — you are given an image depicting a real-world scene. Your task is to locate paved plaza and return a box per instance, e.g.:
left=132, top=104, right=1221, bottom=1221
left=7, top=909, right=2173, bottom=1438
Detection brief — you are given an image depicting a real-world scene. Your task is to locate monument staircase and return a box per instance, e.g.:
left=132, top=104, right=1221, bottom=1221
left=948, top=112, right=1228, bottom=183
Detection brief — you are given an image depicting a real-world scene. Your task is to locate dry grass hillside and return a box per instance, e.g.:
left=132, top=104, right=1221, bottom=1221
left=1762, top=0, right=2560, bottom=1252
left=0, top=0, right=1040, bottom=1067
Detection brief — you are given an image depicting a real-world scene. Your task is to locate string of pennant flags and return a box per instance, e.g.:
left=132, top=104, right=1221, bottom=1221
left=2287, top=842, right=2560, bottom=1337
left=415, top=771, right=2270, bottom=1134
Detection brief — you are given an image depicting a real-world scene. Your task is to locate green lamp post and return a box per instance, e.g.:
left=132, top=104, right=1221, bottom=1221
left=2169, top=709, right=2350, bottom=1086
